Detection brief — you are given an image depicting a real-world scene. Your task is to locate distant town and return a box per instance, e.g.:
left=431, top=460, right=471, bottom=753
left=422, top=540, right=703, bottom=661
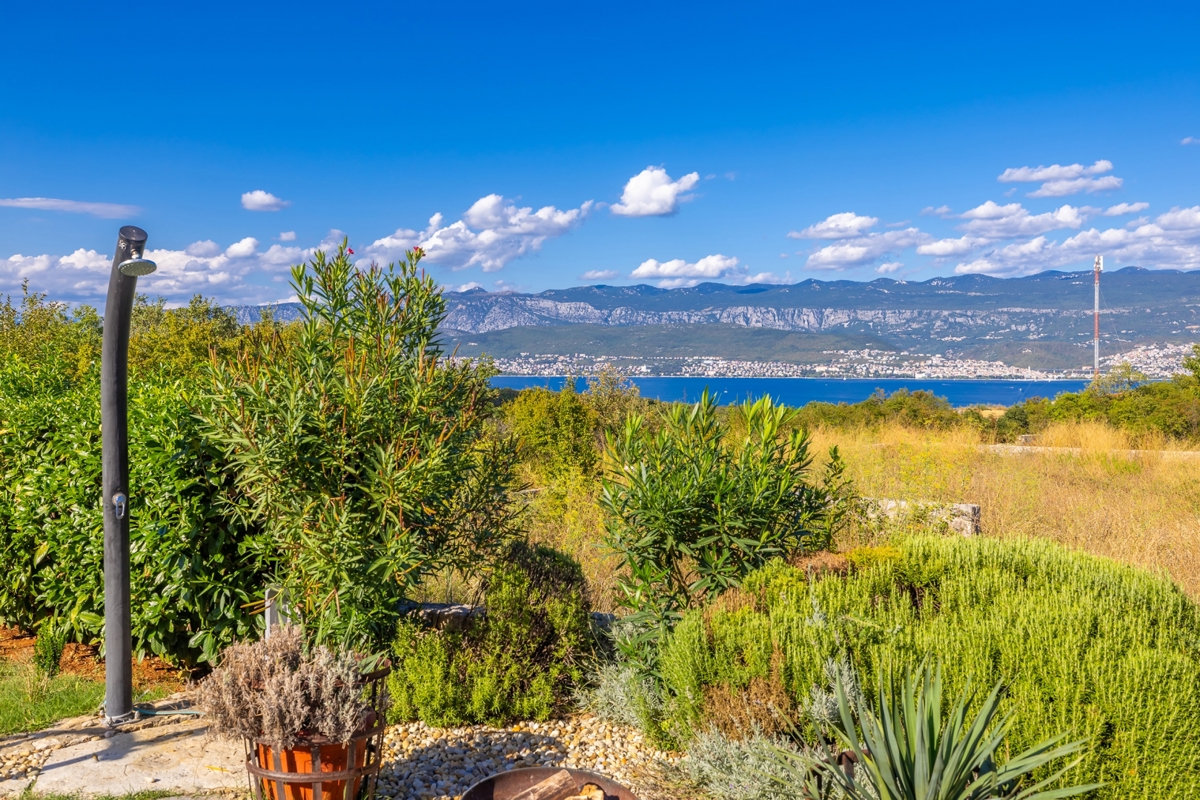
left=472, top=341, right=1198, bottom=381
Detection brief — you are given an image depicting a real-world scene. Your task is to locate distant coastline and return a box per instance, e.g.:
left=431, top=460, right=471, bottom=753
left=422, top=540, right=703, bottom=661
left=491, top=376, right=1096, bottom=407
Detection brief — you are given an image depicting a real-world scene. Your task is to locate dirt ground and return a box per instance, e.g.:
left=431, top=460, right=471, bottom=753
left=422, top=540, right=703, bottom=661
left=0, top=625, right=187, bottom=691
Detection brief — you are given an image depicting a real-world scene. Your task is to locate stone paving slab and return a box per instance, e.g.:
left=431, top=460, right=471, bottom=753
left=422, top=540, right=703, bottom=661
left=32, top=718, right=245, bottom=796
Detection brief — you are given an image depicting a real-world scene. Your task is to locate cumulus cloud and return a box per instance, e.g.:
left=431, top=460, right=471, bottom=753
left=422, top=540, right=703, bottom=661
left=788, top=212, right=879, bottom=240
left=950, top=206, right=1200, bottom=277
left=241, top=190, right=291, bottom=211
left=1028, top=175, right=1122, bottom=197
left=186, top=240, right=221, bottom=257
left=998, top=160, right=1113, bottom=183
left=1102, top=202, right=1150, bottom=216
left=450, top=281, right=483, bottom=292
left=876, top=262, right=903, bottom=274
left=367, top=195, right=593, bottom=272
left=0, top=197, right=139, bottom=218
left=997, top=160, right=1122, bottom=198
left=611, top=167, right=700, bottom=217
left=957, top=202, right=1084, bottom=239
left=279, top=231, right=297, bottom=241
left=225, top=237, right=259, bottom=258
left=580, top=269, right=619, bottom=281
left=805, top=228, right=930, bottom=270
left=629, top=254, right=786, bottom=288
left=916, top=236, right=981, bottom=257
left=0, top=237, right=292, bottom=305
left=1182, top=137, right=1198, bottom=145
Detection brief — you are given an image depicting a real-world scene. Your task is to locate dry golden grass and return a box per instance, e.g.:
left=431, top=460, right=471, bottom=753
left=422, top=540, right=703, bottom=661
left=813, top=421, right=1200, bottom=599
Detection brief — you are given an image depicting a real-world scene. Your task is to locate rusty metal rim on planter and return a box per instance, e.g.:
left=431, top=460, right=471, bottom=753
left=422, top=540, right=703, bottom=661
left=461, top=766, right=640, bottom=800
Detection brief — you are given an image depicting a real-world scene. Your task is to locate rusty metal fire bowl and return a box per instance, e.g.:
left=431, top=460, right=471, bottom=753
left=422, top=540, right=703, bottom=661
left=461, top=767, right=639, bottom=800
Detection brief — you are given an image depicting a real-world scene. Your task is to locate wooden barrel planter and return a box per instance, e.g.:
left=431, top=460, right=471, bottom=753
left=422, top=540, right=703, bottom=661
left=244, top=664, right=391, bottom=800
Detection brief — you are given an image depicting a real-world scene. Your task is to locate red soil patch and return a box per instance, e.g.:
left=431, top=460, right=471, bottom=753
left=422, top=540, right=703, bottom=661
left=1, top=625, right=186, bottom=691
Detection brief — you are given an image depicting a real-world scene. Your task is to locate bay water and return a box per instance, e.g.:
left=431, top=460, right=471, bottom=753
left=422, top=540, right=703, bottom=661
left=491, top=376, right=1093, bottom=407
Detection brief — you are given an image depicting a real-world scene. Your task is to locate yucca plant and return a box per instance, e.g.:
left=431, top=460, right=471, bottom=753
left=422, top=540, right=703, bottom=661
left=770, top=663, right=1101, bottom=800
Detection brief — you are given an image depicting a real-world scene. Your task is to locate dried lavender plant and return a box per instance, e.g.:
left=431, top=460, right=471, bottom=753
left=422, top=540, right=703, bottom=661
left=196, top=626, right=380, bottom=749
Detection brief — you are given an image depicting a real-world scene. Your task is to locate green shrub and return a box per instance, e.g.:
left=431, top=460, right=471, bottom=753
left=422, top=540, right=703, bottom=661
left=791, top=388, right=963, bottom=431
left=33, top=618, right=68, bottom=679
left=200, top=242, right=520, bottom=649
left=656, top=536, right=1200, bottom=798
left=600, top=392, right=851, bottom=668
left=387, top=542, right=592, bottom=726
left=0, top=367, right=262, bottom=663
left=503, top=379, right=599, bottom=476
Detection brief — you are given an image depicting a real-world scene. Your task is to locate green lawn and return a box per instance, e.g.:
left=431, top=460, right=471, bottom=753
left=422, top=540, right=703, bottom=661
left=0, top=659, right=106, bottom=735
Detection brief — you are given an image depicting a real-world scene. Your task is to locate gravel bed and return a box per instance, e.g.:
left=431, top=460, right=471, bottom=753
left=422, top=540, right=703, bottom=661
left=378, top=714, right=681, bottom=800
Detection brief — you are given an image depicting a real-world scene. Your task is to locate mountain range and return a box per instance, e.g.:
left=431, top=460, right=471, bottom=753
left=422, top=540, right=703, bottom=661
left=232, top=267, right=1200, bottom=370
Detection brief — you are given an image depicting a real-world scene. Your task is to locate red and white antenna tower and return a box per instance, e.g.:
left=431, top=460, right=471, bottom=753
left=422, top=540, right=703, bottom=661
left=1093, top=255, right=1103, bottom=379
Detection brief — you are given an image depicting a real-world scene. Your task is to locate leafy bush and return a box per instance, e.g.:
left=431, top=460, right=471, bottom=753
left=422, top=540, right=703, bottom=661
left=200, top=242, right=520, bottom=649
left=503, top=379, right=599, bottom=476
left=654, top=536, right=1200, bottom=797
left=600, top=392, right=851, bottom=668
left=387, top=542, right=591, bottom=726
left=0, top=367, right=261, bottom=663
left=33, top=618, right=67, bottom=679
left=791, top=388, right=964, bottom=432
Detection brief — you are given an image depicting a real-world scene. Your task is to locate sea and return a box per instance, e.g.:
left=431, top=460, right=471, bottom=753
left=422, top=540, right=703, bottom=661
left=490, top=376, right=1094, bottom=408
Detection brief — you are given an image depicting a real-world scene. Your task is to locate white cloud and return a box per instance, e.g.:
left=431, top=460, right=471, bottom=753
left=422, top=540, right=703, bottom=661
left=451, top=282, right=483, bottom=292
left=998, top=160, right=1113, bottom=183
left=998, top=160, right=1122, bottom=198
left=260, top=244, right=305, bottom=266
left=921, top=205, right=954, bottom=218
left=876, top=262, right=904, bottom=274
left=610, top=167, right=700, bottom=217
left=951, top=206, right=1200, bottom=277
left=805, top=228, right=930, bottom=270
left=0, top=197, right=139, bottom=218
left=628, top=254, right=784, bottom=288
left=580, top=269, right=619, bottom=281
left=241, top=190, right=291, bottom=211
left=279, top=231, right=297, bottom=241
left=1182, top=137, right=1198, bottom=145
left=631, top=254, right=739, bottom=286
left=185, top=240, right=221, bottom=257
left=957, top=202, right=1084, bottom=239
left=916, top=236, right=981, bottom=257
left=1028, top=175, right=1123, bottom=197
left=225, top=237, right=259, bottom=258
left=788, top=212, right=879, bottom=240
left=1102, top=202, right=1149, bottom=216
left=367, top=195, right=593, bottom=272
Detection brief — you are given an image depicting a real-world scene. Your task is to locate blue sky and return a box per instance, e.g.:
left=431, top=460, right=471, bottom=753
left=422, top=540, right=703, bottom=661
left=2, top=0, right=1200, bottom=306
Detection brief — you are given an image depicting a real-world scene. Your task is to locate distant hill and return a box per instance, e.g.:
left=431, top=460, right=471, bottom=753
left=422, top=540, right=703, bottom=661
left=446, top=324, right=892, bottom=364
left=229, top=267, right=1200, bottom=369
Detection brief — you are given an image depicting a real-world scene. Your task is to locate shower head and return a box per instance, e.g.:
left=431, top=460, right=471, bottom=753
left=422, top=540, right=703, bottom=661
left=117, top=257, right=157, bottom=276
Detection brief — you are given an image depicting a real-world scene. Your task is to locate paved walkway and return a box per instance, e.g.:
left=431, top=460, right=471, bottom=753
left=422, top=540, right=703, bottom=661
left=0, top=697, right=243, bottom=798
left=33, top=717, right=244, bottom=795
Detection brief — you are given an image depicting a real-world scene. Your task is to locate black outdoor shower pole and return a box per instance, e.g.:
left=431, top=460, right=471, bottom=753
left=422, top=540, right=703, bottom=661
left=101, top=226, right=156, bottom=725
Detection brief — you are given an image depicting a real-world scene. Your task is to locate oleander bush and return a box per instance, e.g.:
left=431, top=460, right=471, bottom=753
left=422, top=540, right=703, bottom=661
left=652, top=535, right=1200, bottom=798
left=600, top=392, right=852, bottom=669
left=387, top=541, right=591, bottom=726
